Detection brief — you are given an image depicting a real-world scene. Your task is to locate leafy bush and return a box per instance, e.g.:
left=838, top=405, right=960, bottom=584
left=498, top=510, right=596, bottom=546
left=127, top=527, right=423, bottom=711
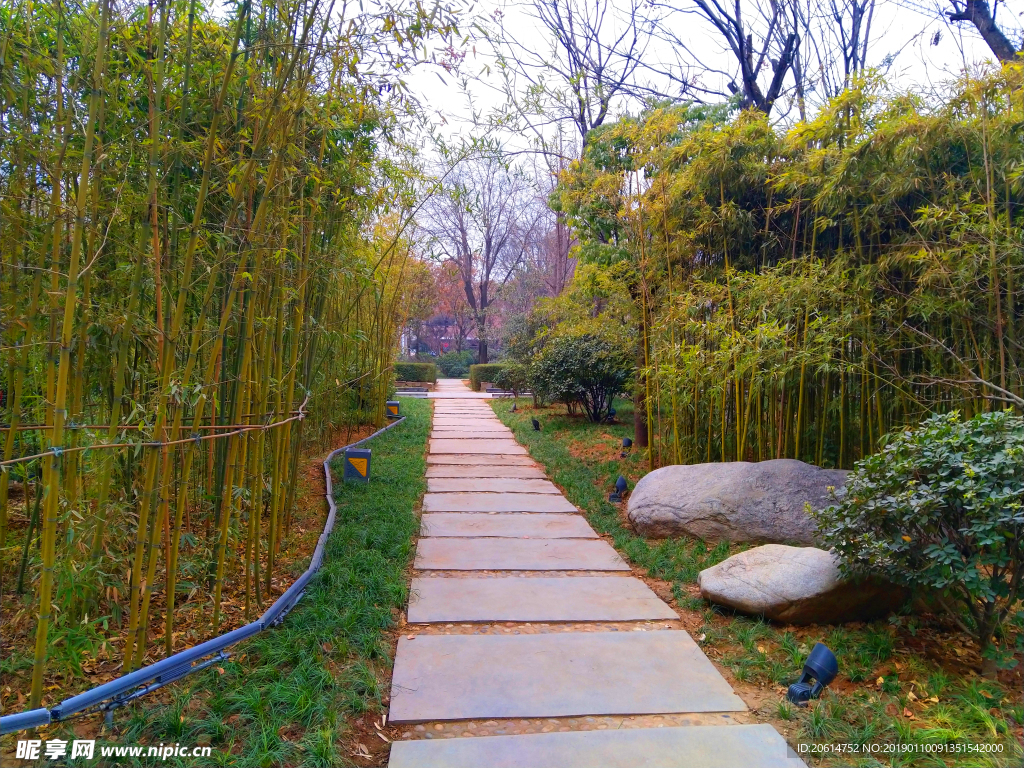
left=393, top=362, right=437, bottom=383
left=495, top=362, right=531, bottom=397
left=437, top=350, right=474, bottom=378
left=530, top=334, right=632, bottom=422
left=814, top=410, right=1024, bottom=675
left=469, top=364, right=505, bottom=392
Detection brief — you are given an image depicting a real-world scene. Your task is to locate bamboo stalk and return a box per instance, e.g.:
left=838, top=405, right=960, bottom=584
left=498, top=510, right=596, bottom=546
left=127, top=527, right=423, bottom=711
left=30, top=0, right=108, bottom=706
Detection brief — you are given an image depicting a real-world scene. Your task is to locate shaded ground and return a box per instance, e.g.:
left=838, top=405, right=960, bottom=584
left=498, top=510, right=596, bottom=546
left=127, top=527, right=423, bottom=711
left=1, top=400, right=429, bottom=767
left=491, top=397, right=1024, bottom=768
left=0, top=420, right=379, bottom=715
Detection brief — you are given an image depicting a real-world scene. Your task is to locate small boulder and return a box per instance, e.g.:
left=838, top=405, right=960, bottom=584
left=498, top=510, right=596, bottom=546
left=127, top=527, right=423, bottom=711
left=698, top=545, right=906, bottom=624
left=626, top=459, right=846, bottom=545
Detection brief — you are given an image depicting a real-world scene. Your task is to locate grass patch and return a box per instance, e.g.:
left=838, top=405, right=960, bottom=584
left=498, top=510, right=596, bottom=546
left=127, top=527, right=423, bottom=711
left=491, top=397, right=1024, bottom=768
left=37, top=397, right=429, bottom=767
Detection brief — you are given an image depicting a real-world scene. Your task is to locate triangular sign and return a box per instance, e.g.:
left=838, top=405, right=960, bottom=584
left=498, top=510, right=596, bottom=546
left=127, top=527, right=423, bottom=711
left=348, top=457, right=368, bottom=477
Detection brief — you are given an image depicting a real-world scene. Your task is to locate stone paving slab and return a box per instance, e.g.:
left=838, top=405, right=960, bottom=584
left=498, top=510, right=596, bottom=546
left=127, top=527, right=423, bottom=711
left=423, top=493, right=577, bottom=513
left=433, top=412, right=501, bottom=417
left=434, top=409, right=496, bottom=414
left=427, top=478, right=559, bottom=494
left=420, top=513, right=597, bottom=539
left=388, top=631, right=746, bottom=722
left=430, top=439, right=528, bottom=455
left=427, top=455, right=538, bottom=466
left=432, top=416, right=500, bottom=421
left=432, top=416, right=499, bottom=422
left=425, top=465, right=547, bottom=479
left=432, top=420, right=505, bottom=426
left=431, top=431, right=509, bottom=438
left=407, top=576, right=677, bottom=623
left=387, top=724, right=803, bottom=768
left=414, top=538, right=629, bottom=571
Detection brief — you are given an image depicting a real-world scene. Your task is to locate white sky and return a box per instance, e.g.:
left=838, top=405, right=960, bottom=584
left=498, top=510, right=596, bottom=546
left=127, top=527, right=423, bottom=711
left=402, top=0, right=1022, bottom=155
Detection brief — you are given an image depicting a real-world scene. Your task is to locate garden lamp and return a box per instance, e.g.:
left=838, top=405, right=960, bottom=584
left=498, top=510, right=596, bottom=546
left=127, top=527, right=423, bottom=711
left=532, top=418, right=541, bottom=431
left=786, top=643, right=838, bottom=707
left=621, top=437, right=632, bottom=458
left=609, top=475, right=628, bottom=502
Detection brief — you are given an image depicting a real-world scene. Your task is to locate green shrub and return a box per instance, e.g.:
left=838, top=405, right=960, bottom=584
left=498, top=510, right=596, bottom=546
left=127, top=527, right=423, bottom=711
left=814, top=410, right=1024, bottom=676
left=393, top=362, right=437, bottom=383
left=437, top=350, right=474, bottom=377
left=469, top=364, right=505, bottom=391
left=495, top=362, right=531, bottom=396
left=530, top=334, right=632, bottom=422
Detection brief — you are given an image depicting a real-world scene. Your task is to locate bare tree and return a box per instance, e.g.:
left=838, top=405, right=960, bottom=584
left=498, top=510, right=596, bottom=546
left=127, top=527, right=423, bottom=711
left=424, top=157, right=543, bottom=362
left=432, top=261, right=475, bottom=353
left=794, top=0, right=877, bottom=111
left=647, top=0, right=802, bottom=115
left=489, top=0, right=672, bottom=147
left=533, top=155, right=577, bottom=296
left=646, top=0, right=881, bottom=120
left=945, top=0, right=1021, bottom=60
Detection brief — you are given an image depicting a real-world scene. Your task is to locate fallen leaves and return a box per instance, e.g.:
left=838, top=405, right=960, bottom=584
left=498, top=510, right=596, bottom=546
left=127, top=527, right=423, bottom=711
left=352, top=742, right=371, bottom=759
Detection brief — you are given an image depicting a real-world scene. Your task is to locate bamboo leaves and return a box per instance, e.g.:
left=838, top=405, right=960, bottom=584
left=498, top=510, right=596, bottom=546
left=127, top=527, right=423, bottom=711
left=1, top=0, right=458, bottom=701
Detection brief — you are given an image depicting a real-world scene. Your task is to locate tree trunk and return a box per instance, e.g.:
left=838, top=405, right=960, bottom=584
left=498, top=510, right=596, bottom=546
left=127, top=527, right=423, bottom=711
left=949, top=0, right=1018, bottom=62
left=476, top=314, right=489, bottom=363
left=634, top=395, right=648, bottom=448
left=981, top=654, right=998, bottom=678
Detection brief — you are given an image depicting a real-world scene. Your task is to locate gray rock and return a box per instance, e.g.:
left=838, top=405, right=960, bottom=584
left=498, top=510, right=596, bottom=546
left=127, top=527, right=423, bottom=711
left=626, top=459, right=847, bottom=545
left=698, top=545, right=906, bottom=624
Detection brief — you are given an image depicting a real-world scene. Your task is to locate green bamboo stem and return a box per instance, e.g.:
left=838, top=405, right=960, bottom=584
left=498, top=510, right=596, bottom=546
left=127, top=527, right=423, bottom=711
left=30, top=0, right=107, bottom=706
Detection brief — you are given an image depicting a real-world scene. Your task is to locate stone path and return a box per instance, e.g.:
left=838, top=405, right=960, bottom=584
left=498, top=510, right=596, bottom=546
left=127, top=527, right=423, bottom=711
left=387, top=379, right=803, bottom=767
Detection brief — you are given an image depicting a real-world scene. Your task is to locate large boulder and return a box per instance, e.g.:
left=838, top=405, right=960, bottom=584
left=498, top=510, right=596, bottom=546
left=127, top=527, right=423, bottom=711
left=626, top=459, right=847, bottom=545
left=698, top=545, right=906, bottom=624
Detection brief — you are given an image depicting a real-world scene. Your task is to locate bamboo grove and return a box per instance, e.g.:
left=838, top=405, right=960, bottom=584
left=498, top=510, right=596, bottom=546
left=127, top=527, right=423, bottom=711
left=552, top=67, right=1024, bottom=471
left=0, top=0, right=451, bottom=707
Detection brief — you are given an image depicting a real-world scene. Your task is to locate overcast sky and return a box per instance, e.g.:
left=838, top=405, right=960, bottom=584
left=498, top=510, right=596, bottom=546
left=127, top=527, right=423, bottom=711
left=401, top=0, right=1020, bottom=155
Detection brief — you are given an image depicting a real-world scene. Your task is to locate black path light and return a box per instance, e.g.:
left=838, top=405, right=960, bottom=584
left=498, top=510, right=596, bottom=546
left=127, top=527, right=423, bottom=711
left=787, top=643, right=838, bottom=706
left=343, top=448, right=372, bottom=483
left=609, top=475, right=628, bottom=502
left=621, top=437, right=632, bottom=458
left=532, top=418, right=541, bottom=431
